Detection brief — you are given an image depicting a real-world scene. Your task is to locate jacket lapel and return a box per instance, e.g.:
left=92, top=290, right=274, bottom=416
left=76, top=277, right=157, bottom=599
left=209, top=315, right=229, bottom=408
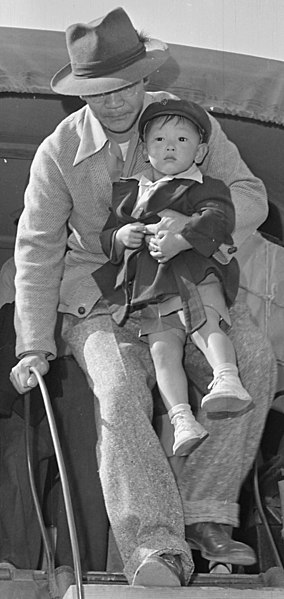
left=144, top=179, right=195, bottom=215
left=112, top=179, right=140, bottom=222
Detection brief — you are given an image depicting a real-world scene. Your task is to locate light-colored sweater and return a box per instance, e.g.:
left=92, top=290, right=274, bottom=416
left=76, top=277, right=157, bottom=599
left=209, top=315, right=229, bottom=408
left=14, top=91, right=268, bottom=358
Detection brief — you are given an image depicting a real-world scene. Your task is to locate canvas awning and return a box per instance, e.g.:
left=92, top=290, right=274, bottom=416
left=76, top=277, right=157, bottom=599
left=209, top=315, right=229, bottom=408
left=1, top=26, right=284, bottom=126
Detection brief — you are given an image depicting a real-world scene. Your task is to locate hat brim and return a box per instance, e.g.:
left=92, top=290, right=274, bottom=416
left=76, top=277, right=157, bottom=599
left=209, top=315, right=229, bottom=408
left=50, top=48, right=169, bottom=96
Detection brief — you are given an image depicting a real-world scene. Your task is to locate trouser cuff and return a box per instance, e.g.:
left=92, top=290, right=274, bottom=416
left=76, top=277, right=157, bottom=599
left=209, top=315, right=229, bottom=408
left=183, top=500, right=240, bottom=527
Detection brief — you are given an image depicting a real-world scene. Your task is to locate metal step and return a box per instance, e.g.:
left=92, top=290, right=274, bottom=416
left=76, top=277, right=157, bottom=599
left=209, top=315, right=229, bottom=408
left=63, top=570, right=284, bottom=599
left=63, top=582, right=284, bottom=598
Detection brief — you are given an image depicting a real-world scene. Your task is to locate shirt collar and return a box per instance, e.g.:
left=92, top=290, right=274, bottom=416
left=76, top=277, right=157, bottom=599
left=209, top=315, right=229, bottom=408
left=138, top=163, right=203, bottom=187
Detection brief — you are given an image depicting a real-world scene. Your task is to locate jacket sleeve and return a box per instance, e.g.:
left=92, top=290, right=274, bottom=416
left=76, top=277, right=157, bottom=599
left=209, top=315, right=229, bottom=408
left=100, top=179, right=139, bottom=264
left=100, top=210, right=120, bottom=261
left=14, top=137, right=71, bottom=358
left=200, top=114, right=268, bottom=257
left=181, top=178, right=235, bottom=257
left=100, top=205, right=131, bottom=265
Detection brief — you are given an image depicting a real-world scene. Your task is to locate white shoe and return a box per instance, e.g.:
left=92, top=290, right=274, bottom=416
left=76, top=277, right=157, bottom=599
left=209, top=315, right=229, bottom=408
left=171, top=411, right=208, bottom=456
left=201, top=375, right=254, bottom=414
left=209, top=561, right=232, bottom=574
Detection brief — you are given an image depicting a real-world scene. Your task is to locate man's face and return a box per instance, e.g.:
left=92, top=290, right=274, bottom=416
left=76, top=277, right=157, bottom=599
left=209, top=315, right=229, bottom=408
left=82, top=81, right=145, bottom=134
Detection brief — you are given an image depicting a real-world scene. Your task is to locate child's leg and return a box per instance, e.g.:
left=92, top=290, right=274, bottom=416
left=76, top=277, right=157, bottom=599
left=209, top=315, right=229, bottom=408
left=190, top=306, right=253, bottom=413
left=148, top=328, right=188, bottom=411
left=190, top=306, right=236, bottom=369
left=148, top=329, right=208, bottom=456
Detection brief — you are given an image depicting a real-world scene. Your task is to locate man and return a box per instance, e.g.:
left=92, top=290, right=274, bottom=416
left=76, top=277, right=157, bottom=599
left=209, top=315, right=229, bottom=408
left=10, top=7, right=276, bottom=586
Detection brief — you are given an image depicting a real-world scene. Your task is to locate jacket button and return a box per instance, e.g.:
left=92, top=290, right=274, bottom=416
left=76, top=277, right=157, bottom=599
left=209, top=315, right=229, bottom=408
left=78, top=306, right=86, bottom=315
left=228, top=246, right=237, bottom=254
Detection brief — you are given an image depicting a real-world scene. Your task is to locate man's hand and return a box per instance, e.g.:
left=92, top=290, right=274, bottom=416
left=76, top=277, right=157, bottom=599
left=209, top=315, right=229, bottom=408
left=149, top=230, right=191, bottom=263
left=10, top=353, right=50, bottom=394
left=115, top=223, right=145, bottom=249
left=155, top=209, right=190, bottom=234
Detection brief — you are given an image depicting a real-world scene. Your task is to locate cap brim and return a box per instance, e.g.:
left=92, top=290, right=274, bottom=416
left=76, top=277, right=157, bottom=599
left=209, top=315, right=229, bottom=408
left=51, top=49, right=169, bottom=96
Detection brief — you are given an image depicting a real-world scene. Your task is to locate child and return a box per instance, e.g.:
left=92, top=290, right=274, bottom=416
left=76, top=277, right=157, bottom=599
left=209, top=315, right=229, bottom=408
left=94, top=98, right=253, bottom=456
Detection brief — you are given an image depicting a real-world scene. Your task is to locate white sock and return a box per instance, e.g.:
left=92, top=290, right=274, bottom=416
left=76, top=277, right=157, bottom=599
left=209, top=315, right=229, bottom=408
left=213, top=362, right=239, bottom=380
left=168, top=403, right=193, bottom=421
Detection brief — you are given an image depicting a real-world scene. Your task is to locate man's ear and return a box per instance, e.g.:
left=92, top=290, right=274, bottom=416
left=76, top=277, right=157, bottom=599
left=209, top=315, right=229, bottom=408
left=195, top=142, right=209, bottom=166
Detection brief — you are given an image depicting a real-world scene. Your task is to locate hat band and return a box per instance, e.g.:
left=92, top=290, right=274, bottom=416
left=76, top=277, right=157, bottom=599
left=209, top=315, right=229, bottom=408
left=72, top=43, right=146, bottom=79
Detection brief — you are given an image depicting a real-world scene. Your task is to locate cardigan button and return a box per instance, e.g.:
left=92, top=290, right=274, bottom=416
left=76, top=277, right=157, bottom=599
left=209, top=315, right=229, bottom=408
left=78, top=306, right=86, bottom=315
left=228, top=246, right=237, bottom=254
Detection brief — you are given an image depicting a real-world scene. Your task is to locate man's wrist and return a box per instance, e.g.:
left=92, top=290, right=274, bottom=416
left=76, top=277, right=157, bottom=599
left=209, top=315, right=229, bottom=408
left=176, top=233, right=192, bottom=250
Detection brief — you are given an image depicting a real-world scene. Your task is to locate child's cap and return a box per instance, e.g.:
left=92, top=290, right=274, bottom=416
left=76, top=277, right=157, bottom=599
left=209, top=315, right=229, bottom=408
left=139, top=98, right=211, bottom=143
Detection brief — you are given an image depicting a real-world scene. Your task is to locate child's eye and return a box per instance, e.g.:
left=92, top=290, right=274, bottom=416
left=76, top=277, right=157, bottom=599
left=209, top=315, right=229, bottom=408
left=178, top=136, right=188, bottom=142
left=155, top=137, right=164, bottom=142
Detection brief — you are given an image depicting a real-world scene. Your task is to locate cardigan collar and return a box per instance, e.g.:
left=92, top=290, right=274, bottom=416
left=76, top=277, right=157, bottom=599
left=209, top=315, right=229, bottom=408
left=73, top=106, right=106, bottom=166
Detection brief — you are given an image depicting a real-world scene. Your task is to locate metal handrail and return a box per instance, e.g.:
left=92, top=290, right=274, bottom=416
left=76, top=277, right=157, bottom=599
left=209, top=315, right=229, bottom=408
left=29, top=366, right=84, bottom=599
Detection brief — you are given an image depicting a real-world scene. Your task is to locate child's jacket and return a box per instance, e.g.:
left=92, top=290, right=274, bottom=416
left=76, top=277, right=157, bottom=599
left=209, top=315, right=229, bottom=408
left=93, top=175, right=239, bottom=333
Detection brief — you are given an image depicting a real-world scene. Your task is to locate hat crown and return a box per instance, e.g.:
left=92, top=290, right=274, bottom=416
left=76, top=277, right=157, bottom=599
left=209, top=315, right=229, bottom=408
left=50, top=7, right=168, bottom=96
left=66, top=7, right=145, bottom=77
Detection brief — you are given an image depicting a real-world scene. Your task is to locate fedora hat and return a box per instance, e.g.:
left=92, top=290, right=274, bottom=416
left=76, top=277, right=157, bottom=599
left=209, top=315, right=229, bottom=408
left=51, top=7, right=169, bottom=96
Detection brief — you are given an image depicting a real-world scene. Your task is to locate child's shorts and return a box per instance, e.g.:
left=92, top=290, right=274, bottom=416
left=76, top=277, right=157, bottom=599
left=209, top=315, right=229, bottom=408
left=139, top=274, right=231, bottom=339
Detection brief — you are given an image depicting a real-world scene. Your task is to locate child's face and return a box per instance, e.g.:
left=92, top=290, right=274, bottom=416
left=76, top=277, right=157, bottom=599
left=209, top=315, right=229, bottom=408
left=144, top=116, right=207, bottom=179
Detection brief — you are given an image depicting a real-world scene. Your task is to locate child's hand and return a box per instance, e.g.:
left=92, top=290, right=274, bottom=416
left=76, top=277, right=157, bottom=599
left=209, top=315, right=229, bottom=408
left=149, top=231, right=191, bottom=262
left=116, top=223, right=145, bottom=248
left=143, top=223, right=160, bottom=235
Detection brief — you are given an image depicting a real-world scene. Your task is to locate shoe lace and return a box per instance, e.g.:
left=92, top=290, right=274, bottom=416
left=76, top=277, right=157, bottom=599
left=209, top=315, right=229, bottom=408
left=207, top=374, right=225, bottom=390
left=171, top=410, right=193, bottom=428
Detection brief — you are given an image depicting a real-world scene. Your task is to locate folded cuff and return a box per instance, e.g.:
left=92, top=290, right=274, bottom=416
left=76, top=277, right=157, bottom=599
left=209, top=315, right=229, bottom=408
left=183, top=500, right=240, bottom=528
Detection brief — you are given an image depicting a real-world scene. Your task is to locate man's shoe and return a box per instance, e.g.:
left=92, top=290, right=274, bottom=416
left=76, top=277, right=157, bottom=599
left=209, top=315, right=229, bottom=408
left=185, top=522, right=256, bottom=565
left=132, top=553, right=183, bottom=586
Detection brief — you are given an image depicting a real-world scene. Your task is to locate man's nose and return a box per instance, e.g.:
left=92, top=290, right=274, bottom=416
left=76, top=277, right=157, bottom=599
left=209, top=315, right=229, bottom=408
left=104, top=92, right=124, bottom=107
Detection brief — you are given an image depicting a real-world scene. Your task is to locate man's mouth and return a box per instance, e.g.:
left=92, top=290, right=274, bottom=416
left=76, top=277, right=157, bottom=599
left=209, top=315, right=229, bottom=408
left=106, top=112, right=129, bottom=119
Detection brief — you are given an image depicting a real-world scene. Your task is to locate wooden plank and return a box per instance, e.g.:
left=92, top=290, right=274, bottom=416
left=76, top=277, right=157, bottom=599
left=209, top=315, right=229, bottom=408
left=63, top=583, right=284, bottom=599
